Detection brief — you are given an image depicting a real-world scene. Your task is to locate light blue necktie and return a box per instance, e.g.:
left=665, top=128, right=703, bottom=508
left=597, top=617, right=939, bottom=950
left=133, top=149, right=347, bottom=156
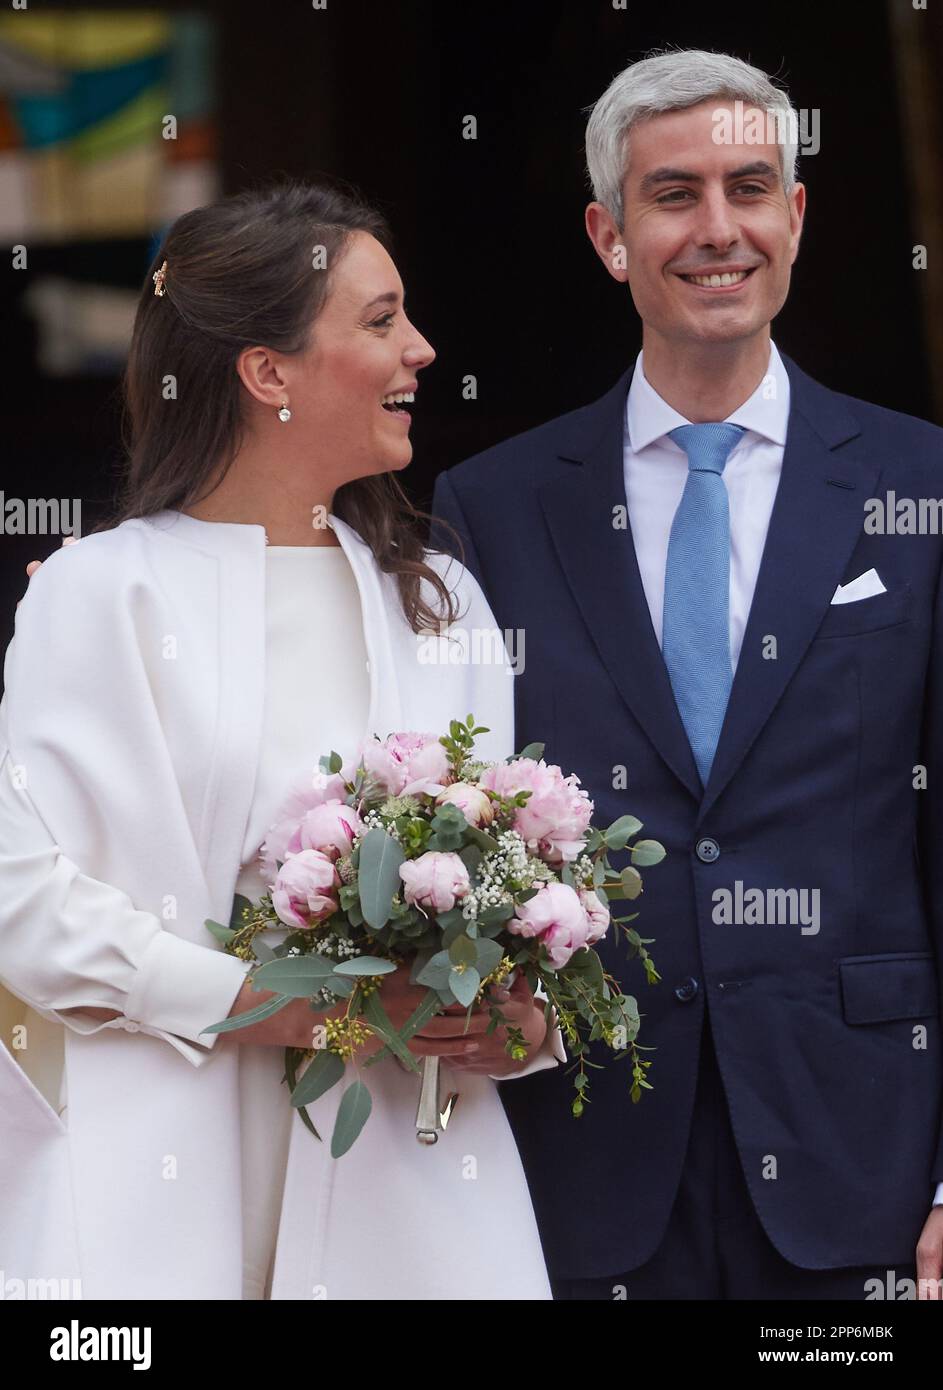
left=662, top=422, right=746, bottom=787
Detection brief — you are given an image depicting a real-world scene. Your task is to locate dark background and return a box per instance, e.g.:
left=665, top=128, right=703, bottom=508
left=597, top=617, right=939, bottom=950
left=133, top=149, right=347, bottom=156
left=2, top=0, right=941, bottom=657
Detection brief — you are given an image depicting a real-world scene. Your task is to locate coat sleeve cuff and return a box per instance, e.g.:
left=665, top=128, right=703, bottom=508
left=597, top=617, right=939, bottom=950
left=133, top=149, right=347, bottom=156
left=118, top=930, right=253, bottom=1062
left=44, top=932, right=255, bottom=1066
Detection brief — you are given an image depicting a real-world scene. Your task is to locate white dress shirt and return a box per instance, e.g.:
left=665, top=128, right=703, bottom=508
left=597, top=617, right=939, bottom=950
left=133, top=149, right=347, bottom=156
left=623, top=341, right=943, bottom=1211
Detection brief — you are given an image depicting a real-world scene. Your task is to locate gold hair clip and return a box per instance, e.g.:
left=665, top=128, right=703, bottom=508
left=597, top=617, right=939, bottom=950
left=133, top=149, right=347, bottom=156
left=152, top=260, right=168, bottom=297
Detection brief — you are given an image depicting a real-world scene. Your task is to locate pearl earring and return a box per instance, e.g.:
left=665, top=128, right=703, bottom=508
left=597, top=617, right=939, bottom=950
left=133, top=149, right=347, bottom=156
left=277, top=401, right=291, bottom=423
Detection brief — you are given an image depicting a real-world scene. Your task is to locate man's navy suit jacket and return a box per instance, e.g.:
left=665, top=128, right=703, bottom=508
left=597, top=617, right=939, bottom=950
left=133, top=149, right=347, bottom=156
left=431, top=349, right=943, bottom=1281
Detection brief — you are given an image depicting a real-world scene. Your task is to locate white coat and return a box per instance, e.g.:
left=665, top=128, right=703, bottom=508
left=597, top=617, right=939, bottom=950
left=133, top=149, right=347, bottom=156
left=0, top=509, right=561, bottom=1299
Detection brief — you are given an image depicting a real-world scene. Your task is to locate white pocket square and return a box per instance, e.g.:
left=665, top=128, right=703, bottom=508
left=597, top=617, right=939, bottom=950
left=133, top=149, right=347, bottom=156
left=831, top=568, right=887, bottom=605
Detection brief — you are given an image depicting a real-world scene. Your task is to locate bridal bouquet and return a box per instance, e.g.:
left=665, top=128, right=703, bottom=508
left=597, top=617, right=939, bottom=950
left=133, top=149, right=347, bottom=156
left=203, top=715, right=664, bottom=1156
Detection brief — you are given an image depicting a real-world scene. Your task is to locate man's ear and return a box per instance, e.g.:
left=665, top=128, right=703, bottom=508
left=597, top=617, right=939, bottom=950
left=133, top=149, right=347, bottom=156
left=788, top=181, right=806, bottom=265
left=584, top=202, right=630, bottom=284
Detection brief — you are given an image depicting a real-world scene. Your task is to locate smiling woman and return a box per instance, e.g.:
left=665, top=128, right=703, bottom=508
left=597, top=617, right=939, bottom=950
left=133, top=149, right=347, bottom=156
left=0, top=177, right=564, bottom=1302
left=102, top=179, right=463, bottom=631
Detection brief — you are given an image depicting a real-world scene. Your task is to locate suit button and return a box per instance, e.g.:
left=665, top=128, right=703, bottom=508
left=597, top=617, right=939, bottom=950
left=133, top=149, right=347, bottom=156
left=675, top=977, right=699, bottom=1002
left=124, top=1020, right=141, bottom=1032
left=695, top=836, right=720, bottom=863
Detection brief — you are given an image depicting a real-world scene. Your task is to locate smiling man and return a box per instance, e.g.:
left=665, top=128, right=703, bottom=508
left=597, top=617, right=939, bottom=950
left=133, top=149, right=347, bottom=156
left=433, top=48, right=943, bottom=1300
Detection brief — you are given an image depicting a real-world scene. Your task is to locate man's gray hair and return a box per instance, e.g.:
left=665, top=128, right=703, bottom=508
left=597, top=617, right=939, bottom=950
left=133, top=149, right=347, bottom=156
left=585, top=49, right=800, bottom=228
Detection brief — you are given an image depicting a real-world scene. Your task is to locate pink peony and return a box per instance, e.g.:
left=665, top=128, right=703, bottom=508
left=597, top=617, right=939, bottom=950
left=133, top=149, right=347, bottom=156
left=359, top=731, right=451, bottom=798
left=259, top=769, right=351, bottom=882
left=578, top=887, right=611, bottom=945
left=509, top=881, right=595, bottom=968
left=479, top=758, right=593, bottom=864
left=298, top=800, right=365, bottom=862
left=399, top=850, right=471, bottom=914
left=435, top=782, right=495, bottom=827
left=271, top=849, right=341, bottom=930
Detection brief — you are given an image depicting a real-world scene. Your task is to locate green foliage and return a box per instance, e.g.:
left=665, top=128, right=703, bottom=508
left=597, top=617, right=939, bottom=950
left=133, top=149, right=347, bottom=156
left=331, top=1081, right=373, bottom=1157
left=202, top=991, right=292, bottom=1034
left=290, top=1048, right=344, bottom=1109
left=439, top=713, right=490, bottom=778
left=252, top=954, right=337, bottom=997
left=603, top=815, right=643, bottom=850
left=630, top=839, right=666, bottom=867
left=204, top=917, right=236, bottom=947
left=357, top=828, right=405, bottom=929
left=425, top=802, right=467, bottom=851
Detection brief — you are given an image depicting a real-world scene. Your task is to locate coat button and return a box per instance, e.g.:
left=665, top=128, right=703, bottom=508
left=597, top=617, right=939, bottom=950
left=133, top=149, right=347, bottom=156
left=674, top=977, right=699, bottom=1002
left=695, top=836, right=720, bottom=863
left=124, top=1020, right=141, bottom=1032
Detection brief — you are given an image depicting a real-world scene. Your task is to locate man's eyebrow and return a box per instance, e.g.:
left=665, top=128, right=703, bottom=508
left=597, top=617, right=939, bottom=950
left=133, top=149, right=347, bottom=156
left=638, top=161, right=779, bottom=195
left=361, top=291, right=401, bottom=312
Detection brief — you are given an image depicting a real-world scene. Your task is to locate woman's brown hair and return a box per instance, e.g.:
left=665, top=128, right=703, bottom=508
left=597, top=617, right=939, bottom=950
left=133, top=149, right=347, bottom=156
left=91, top=178, right=464, bottom=634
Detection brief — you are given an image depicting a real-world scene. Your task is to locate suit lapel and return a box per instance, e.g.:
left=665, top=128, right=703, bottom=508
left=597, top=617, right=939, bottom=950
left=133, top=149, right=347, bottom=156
left=538, top=367, right=703, bottom=800
left=537, top=352, right=879, bottom=813
left=698, top=356, right=879, bottom=820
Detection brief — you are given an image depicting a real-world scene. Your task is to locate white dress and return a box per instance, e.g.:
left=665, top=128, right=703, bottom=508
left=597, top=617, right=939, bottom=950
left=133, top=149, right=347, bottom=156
left=235, top=545, right=553, bottom=1301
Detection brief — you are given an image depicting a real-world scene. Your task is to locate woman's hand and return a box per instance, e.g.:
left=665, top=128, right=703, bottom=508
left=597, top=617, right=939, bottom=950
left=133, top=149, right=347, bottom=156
left=415, top=971, right=549, bottom=1076
left=226, top=964, right=484, bottom=1062
left=17, top=535, right=77, bottom=606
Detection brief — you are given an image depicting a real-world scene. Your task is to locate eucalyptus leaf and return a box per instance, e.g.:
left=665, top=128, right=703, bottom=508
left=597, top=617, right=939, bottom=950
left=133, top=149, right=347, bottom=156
left=331, top=956, right=398, bottom=977
left=416, top=950, right=453, bottom=990
left=441, top=916, right=471, bottom=948
left=448, top=934, right=477, bottom=967
left=201, top=992, right=292, bottom=1034
left=365, top=986, right=441, bottom=1068
left=630, top=839, right=666, bottom=867
left=283, top=1048, right=322, bottom=1140
left=331, top=1080, right=373, bottom=1157
left=449, top=966, right=481, bottom=1007
left=436, top=906, right=467, bottom=932
left=621, top=866, right=644, bottom=900
left=290, top=1048, right=345, bottom=1108
left=515, top=742, right=545, bottom=762
left=357, top=828, right=406, bottom=929
left=204, top=918, right=237, bottom=947
left=409, top=949, right=434, bottom=984
left=323, top=974, right=354, bottom=999
left=459, top=844, right=483, bottom=877
left=604, top=815, right=643, bottom=849
left=361, top=990, right=421, bottom=1074
left=474, top=937, right=505, bottom=977
left=228, top=893, right=254, bottom=930
left=477, top=902, right=515, bottom=926
left=253, top=954, right=337, bottom=997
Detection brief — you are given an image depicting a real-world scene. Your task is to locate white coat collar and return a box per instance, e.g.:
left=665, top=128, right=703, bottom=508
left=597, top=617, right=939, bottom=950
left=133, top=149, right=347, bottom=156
left=136, top=508, right=405, bottom=896
left=139, top=507, right=404, bottom=745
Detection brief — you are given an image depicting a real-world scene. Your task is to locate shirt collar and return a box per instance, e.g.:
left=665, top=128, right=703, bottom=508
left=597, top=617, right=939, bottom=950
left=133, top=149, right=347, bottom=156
left=626, top=339, right=790, bottom=452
